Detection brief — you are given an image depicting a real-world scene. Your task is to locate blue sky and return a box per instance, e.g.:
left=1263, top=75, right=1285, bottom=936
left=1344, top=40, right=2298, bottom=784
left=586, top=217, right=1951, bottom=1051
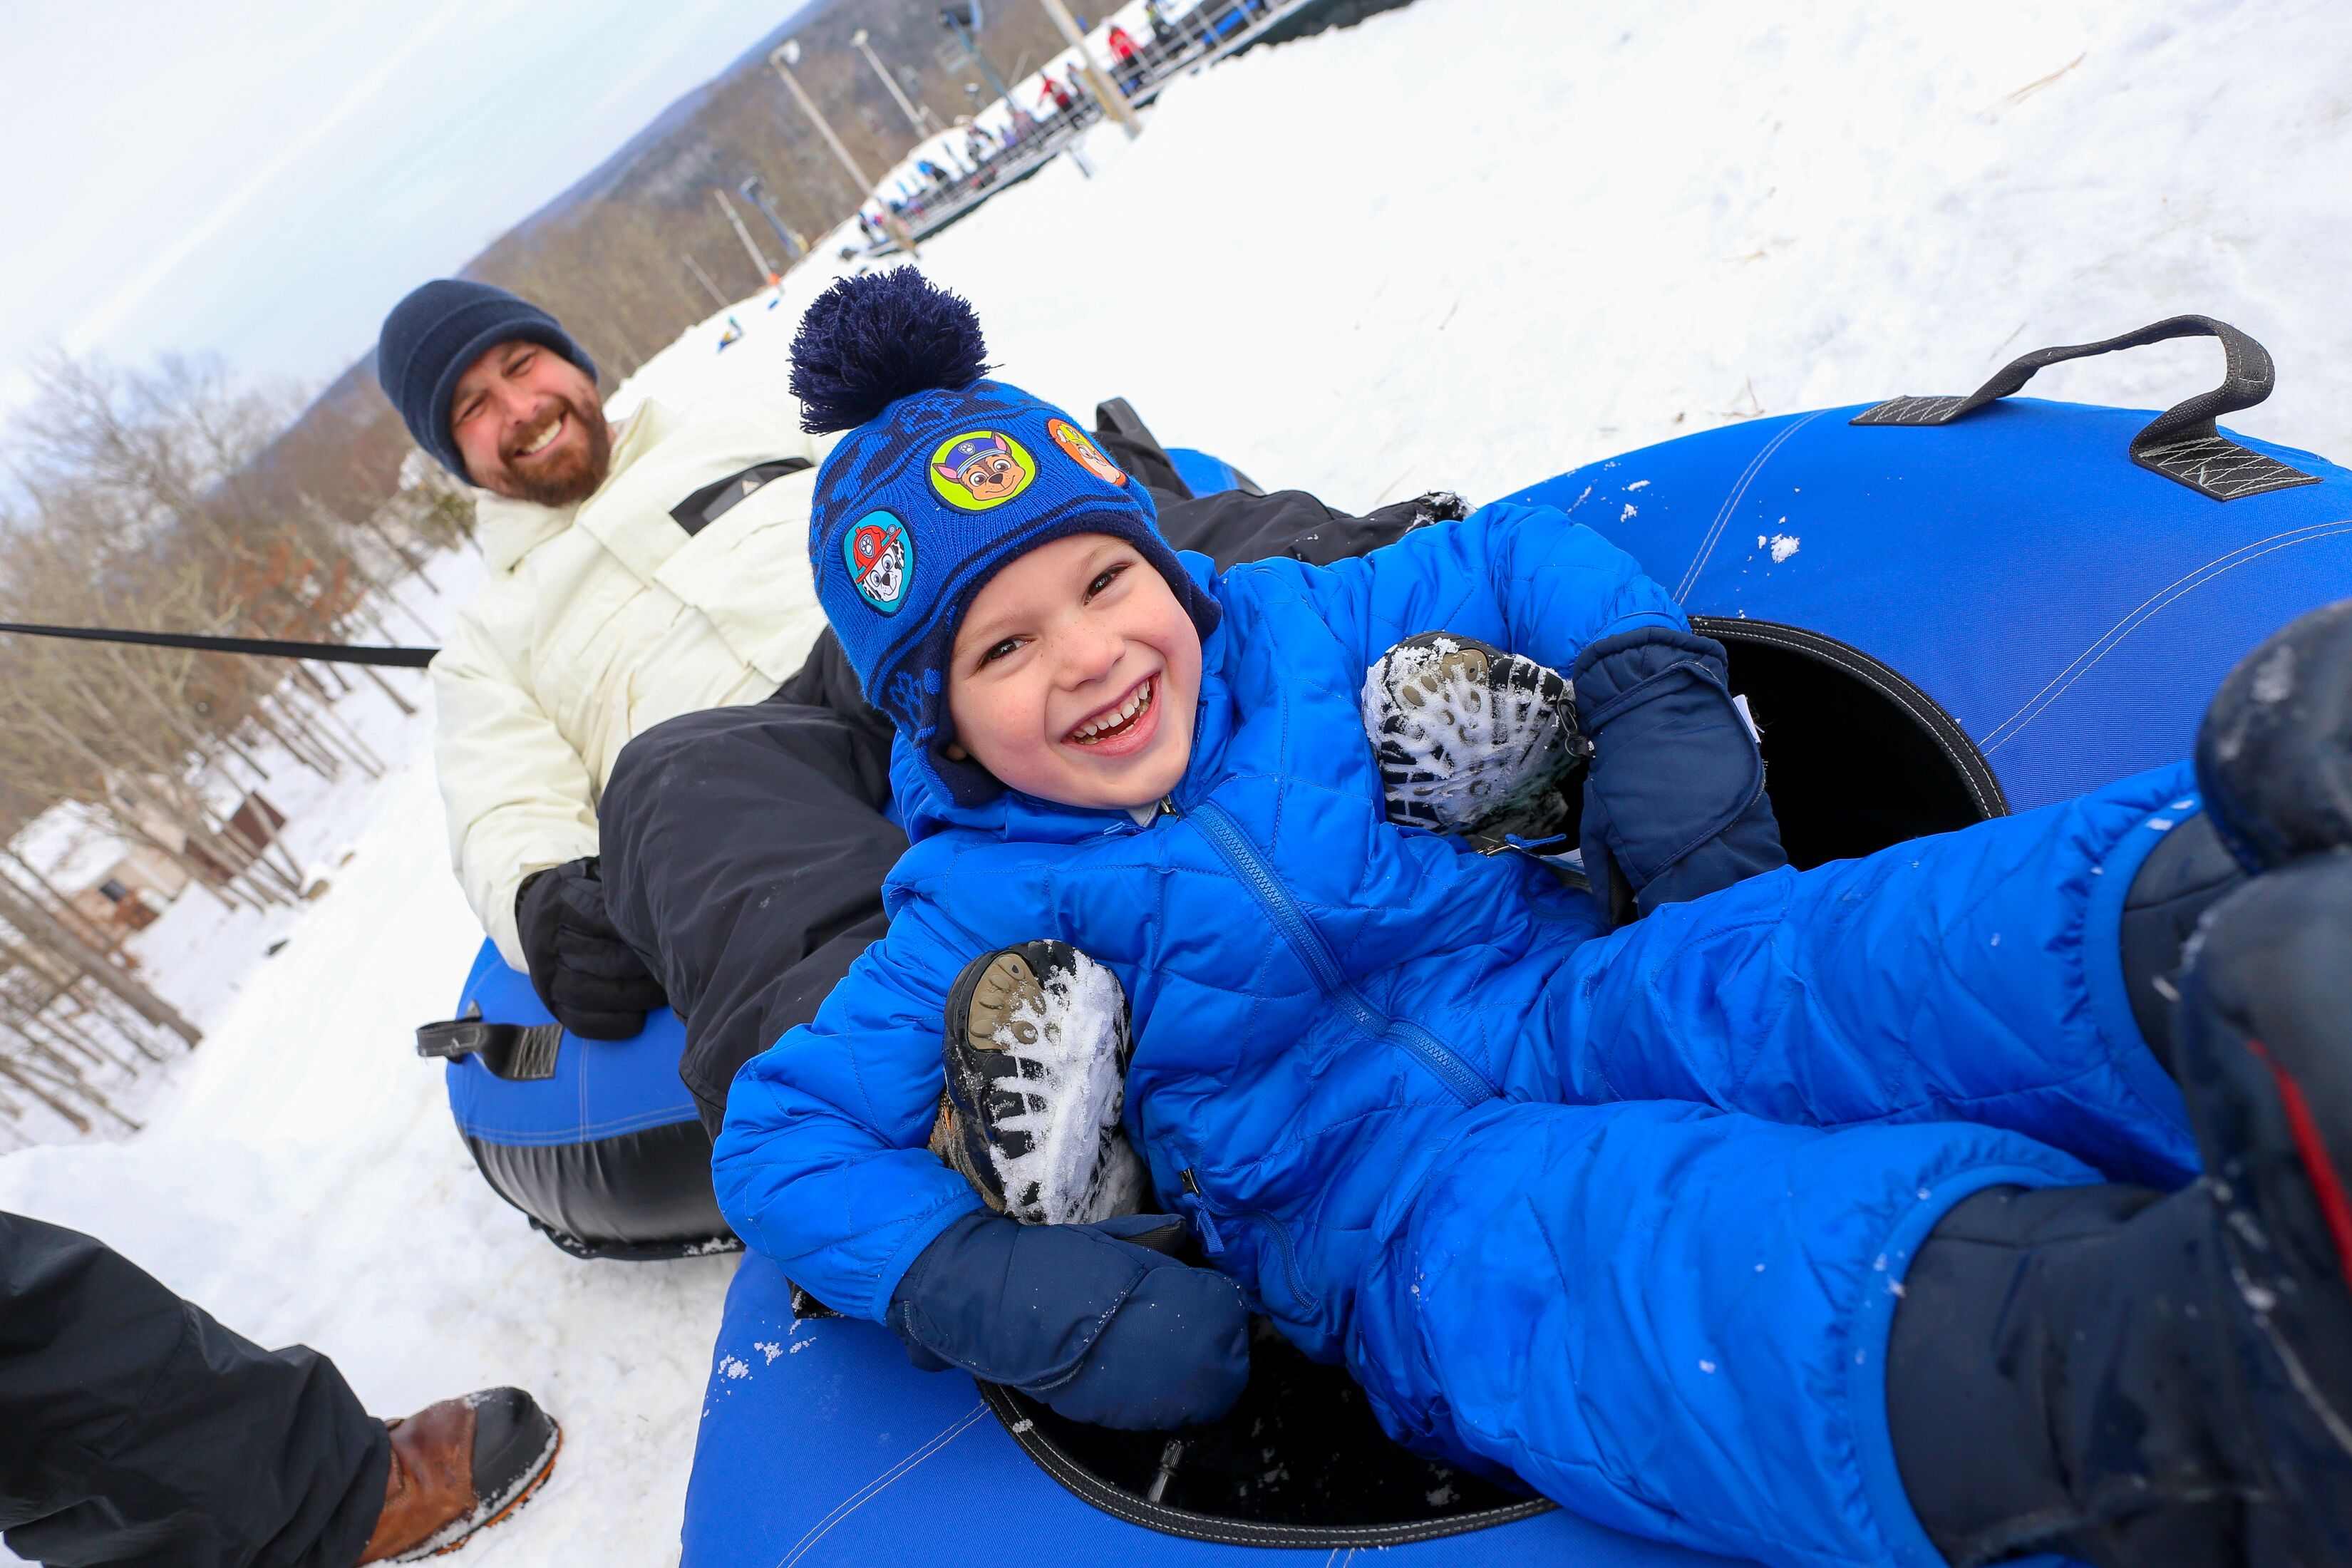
left=0, top=0, right=817, bottom=421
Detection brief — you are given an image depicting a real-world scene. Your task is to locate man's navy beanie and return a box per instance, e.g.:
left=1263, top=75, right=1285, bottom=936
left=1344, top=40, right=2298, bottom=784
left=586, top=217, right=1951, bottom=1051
left=790, top=269, right=1220, bottom=808
left=376, top=279, right=597, bottom=485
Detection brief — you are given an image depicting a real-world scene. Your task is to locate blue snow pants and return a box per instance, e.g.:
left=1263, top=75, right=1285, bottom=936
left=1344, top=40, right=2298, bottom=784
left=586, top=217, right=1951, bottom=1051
left=1346, top=765, right=2205, bottom=1568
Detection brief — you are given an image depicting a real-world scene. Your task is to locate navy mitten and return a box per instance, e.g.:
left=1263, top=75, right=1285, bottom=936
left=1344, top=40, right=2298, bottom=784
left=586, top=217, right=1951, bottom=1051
left=889, top=1211, right=1250, bottom=1429
left=1572, top=627, right=1787, bottom=920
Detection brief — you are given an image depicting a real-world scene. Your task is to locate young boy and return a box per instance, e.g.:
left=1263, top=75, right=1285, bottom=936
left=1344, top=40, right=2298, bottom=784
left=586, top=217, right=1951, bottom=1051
left=713, top=272, right=2352, bottom=1568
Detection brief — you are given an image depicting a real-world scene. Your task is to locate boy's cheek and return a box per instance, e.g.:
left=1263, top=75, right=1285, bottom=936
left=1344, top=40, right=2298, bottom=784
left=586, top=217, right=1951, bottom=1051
left=944, top=683, right=1022, bottom=773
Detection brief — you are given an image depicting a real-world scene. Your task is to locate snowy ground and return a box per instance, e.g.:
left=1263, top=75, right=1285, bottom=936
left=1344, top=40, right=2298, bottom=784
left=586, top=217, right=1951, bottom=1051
left=6, top=0, right=2350, bottom=1561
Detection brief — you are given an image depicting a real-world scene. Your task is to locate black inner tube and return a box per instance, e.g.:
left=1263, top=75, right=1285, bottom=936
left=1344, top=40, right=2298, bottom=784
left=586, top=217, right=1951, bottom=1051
left=1702, top=617, right=2003, bottom=865
left=989, top=1330, right=1551, bottom=1548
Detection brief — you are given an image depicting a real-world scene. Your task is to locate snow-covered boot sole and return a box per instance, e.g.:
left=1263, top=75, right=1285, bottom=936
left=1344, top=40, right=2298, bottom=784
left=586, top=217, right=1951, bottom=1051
left=2176, top=855, right=2352, bottom=1565
left=1362, top=631, right=1588, bottom=847
left=2194, top=597, right=2352, bottom=874
left=932, top=941, right=1147, bottom=1227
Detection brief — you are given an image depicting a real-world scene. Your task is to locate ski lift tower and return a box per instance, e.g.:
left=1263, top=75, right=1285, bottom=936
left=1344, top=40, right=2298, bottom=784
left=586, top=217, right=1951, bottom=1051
left=769, top=38, right=919, bottom=256
left=851, top=28, right=939, bottom=138
left=738, top=177, right=805, bottom=265
left=938, top=4, right=1031, bottom=140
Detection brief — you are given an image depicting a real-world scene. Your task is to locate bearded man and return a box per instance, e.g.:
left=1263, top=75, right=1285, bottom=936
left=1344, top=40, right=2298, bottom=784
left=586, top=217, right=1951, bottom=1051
left=377, top=279, right=833, bottom=1043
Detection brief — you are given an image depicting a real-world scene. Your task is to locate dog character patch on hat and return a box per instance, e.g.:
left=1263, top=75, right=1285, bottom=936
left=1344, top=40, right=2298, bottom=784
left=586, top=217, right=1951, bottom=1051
left=1046, top=418, right=1127, bottom=487
left=845, top=510, right=914, bottom=614
left=930, top=430, right=1036, bottom=510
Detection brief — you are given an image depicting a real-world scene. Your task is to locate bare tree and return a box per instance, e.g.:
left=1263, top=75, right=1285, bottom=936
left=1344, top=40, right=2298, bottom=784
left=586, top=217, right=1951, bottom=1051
left=0, top=348, right=458, bottom=1142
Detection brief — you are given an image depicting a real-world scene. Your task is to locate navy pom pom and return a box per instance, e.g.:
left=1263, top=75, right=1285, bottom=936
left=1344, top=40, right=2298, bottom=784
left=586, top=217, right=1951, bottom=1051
left=789, top=269, right=991, bottom=433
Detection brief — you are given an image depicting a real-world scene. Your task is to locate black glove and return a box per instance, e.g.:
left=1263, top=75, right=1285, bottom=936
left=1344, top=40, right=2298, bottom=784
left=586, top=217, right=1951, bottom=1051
left=890, top=1210, right=1251, bottom=1430
left=1572, top=627, right=1788, bottom=923
left=514, top=857, right=668, bottom=1039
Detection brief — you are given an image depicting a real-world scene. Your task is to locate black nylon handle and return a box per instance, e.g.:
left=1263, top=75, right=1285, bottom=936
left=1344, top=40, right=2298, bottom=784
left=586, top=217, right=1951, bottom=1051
left=1852, top=314, right=2319, bottom=501
left=415, top=1017, right=562, bottom=1080
left=1936, top=314, right=2276, bottom=454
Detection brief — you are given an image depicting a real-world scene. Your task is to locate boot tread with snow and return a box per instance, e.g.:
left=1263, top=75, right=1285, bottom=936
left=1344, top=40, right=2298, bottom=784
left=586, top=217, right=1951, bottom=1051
left=930, top=939, right=1147, bottom=1227
left=1362, top=631, right=1588, bottom=850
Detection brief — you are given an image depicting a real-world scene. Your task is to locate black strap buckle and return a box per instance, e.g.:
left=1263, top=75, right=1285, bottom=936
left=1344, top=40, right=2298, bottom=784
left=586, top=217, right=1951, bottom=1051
left=415, top=1006, right=563, bottom=1082
left=669, top=457, right=813, bottom=536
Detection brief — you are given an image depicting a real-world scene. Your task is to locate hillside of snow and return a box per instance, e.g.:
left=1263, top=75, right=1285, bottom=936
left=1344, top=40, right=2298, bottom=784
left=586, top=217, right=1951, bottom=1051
left=6, top=0, right=2349, bottom=1561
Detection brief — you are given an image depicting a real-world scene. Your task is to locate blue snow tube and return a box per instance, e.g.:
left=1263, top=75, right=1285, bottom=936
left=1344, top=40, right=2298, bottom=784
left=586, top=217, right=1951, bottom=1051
left=1167, top=444, right=1262, bottom=500
left=435, top=940, right=731, bottom=1260
left=676, top=317, right=2352, bottom=1564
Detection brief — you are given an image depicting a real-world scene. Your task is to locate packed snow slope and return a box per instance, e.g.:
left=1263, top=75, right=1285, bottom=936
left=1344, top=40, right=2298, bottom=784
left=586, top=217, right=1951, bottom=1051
left=6, top=1, right=2348, bottom=1561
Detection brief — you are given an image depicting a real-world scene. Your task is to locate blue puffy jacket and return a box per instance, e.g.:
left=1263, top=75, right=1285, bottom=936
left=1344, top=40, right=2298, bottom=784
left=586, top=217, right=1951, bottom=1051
left=714, top=501, right=1678, bottom=1334
left=715, top=500, right=2201, bottom=1567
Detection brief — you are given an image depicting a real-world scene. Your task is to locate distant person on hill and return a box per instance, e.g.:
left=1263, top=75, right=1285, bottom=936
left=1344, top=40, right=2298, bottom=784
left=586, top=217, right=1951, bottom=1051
left=1105, top=24, right=1145, bottom=92
left=1041, top=74, right=1076, bottom=113
left=376, top=279, right=833, bottom=1041
left=1145, top=0, right=1178, bottom=51
left=1, top=1211, right=558, bottom=1566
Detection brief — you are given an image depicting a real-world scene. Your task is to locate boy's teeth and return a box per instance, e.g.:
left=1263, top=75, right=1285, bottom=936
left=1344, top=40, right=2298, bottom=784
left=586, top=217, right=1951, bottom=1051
left=1073, top=681, right=1152, bottom=742
left=520, top=418, right=562, bottom=455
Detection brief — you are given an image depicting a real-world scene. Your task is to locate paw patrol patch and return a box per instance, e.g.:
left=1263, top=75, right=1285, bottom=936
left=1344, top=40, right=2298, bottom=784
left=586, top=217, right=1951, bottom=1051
left=1046, top=418, right=1126, bottom=486
left=929, top=430, right=1036, bottom=510
left=844, top=510, right=913, bottom=614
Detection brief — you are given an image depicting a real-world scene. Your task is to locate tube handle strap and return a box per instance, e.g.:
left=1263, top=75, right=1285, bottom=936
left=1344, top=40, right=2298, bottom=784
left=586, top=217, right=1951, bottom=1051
left=1852, top=314, right=2320, bottom=502
left=415, top=1012, right=562, bottom=1081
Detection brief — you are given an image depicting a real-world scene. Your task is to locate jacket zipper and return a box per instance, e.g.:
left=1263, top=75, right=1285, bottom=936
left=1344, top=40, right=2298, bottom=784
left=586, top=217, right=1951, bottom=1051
left=1188, top=798, right=1495, bottom=1108
left=1177, top=1167, right=1226, bottom=1254
left=1179, top=1167, right=1321, bottom=1310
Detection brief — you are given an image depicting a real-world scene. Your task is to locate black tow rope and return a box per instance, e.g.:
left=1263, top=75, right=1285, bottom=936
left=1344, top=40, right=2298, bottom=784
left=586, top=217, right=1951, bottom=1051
left=0, top=620, right=437, bottom=669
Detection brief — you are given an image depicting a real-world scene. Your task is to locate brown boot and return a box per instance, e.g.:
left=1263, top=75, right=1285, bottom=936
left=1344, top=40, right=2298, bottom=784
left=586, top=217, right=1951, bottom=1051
left=356, top=1387, right=559, bottom=1563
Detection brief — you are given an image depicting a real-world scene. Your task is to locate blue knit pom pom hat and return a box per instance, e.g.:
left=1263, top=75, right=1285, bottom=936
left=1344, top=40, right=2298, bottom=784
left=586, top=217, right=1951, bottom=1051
left=792, top=270, right=1220, bottom=806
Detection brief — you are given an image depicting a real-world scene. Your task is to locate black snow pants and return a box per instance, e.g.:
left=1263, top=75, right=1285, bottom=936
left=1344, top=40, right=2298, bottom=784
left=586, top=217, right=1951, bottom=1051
left=601, top=481, right=1457, bottom=1134
left=0, top=1212, right=387, bottom=1568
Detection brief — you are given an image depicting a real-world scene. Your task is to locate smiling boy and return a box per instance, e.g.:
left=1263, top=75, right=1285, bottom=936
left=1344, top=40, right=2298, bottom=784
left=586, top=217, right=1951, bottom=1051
left=714, top=272, right=2352, bottom=1568
left=944, top=532, right=1202, bottom=810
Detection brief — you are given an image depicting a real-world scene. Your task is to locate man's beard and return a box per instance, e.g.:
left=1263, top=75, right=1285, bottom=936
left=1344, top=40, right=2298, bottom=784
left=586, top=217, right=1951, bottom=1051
left=492, top=393, right=613, bottom=507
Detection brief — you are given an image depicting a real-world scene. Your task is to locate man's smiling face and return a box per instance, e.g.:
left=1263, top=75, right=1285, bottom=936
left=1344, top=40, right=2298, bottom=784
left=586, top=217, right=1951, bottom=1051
left=946, top=532, right=1201, bottom=812
left=448, top=339, right=611, bottom=506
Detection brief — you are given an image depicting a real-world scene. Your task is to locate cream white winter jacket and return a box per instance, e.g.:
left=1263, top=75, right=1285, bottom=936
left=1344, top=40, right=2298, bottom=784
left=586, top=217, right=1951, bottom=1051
left=432, top=398, right=834, bottom=969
